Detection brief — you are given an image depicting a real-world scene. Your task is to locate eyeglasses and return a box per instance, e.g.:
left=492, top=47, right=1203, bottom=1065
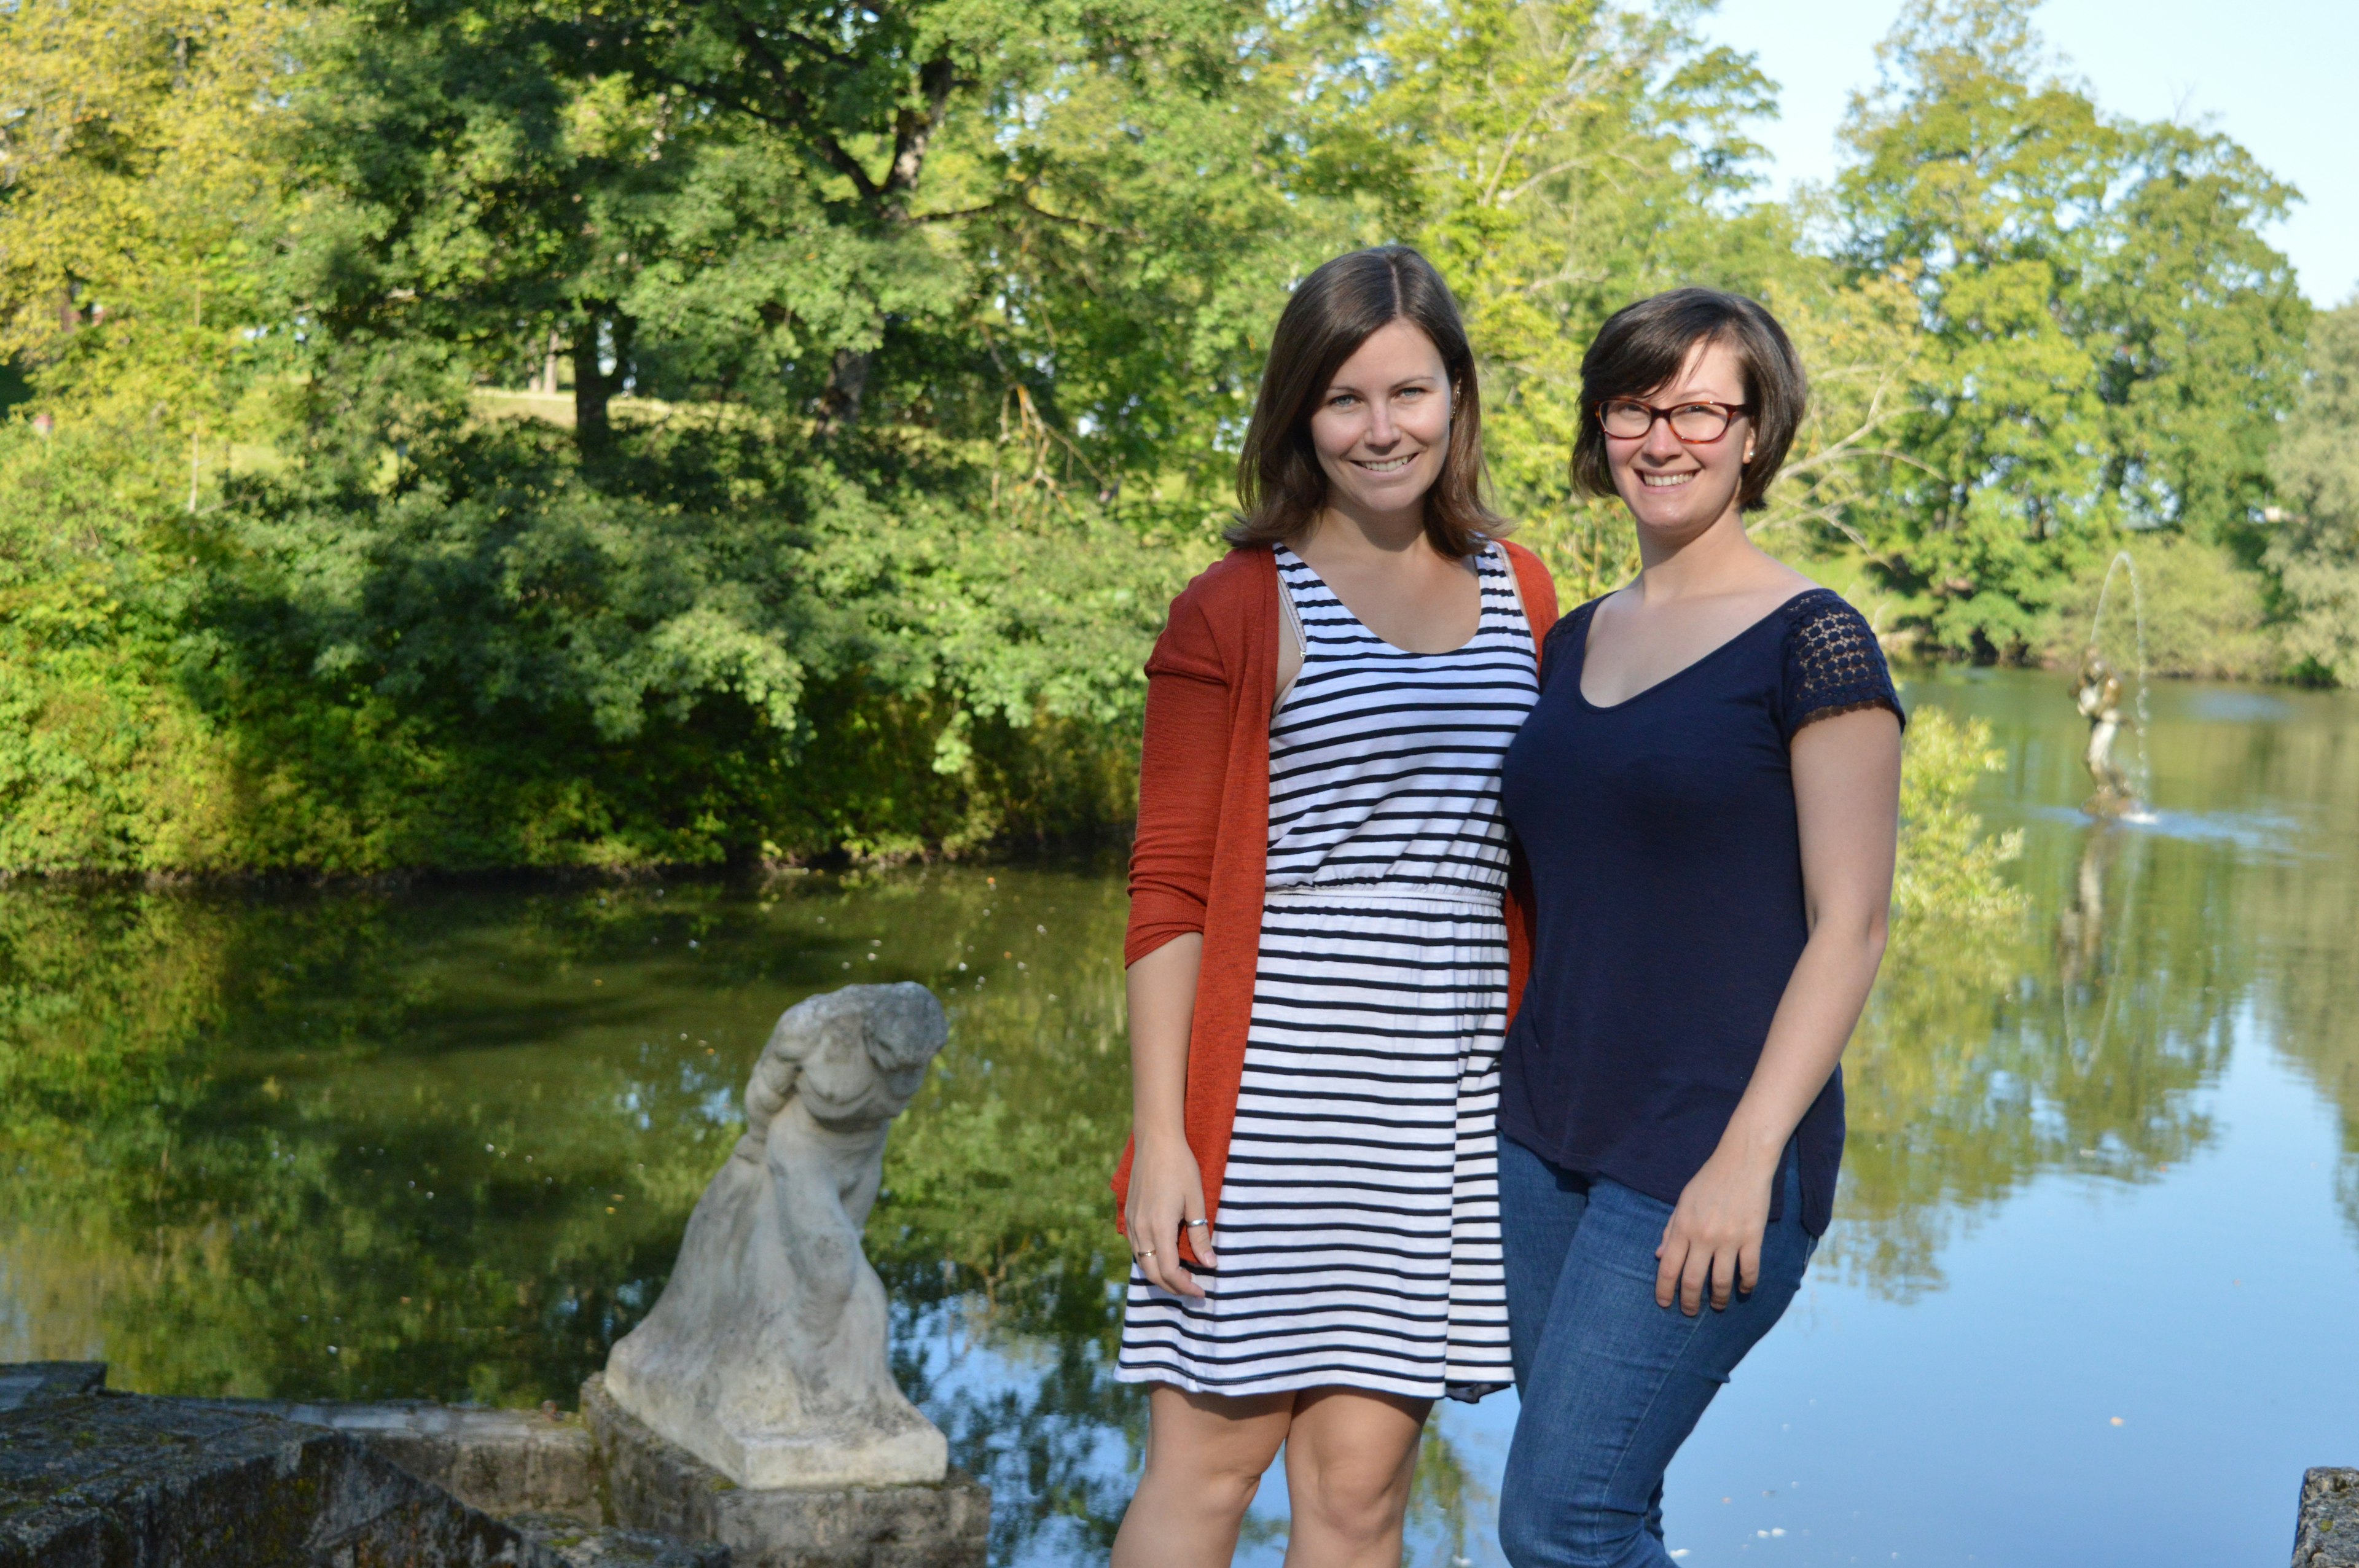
left=1595, top=399, right=1751, bottom=443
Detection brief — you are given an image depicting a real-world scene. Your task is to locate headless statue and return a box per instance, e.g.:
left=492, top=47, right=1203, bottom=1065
left=2074, top=653, right=2135, bottom=817
left=605, top=983, right=949, bottom=1489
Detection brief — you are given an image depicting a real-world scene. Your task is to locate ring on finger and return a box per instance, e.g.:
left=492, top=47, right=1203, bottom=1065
left=1184, top=1219, right=1209, bottom=1230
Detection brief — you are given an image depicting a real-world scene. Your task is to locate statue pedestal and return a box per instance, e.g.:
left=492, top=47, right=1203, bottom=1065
left=2298, top=1469, right=2359, bottom=1567
left=582, top=1376, right=988, bottom=1568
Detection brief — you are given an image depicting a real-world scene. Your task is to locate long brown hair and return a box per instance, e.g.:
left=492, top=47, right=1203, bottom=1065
left=1227, top=246, right=1506, bottom=557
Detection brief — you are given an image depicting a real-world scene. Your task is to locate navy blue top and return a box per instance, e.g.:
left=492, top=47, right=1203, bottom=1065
left=1498, top=588, right=1903, bottom=1236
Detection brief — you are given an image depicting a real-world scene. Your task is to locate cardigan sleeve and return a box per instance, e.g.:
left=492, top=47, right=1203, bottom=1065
left=1124, top=590, right=1235, bottom=966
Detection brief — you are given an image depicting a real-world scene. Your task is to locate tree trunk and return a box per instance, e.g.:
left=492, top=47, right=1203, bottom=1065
left=817, top=348, right=872, bottom=438
left=573, top=321, right=609, bottom=448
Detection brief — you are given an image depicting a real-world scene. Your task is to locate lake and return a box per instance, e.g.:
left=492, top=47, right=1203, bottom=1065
left=1, top=667, right=2353, bottom=1566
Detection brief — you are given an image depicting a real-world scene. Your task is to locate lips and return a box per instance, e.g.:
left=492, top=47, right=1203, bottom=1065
left=1354, top=454, right=1419, bottom=473
left=1640, top=471, right=1696, bottom=488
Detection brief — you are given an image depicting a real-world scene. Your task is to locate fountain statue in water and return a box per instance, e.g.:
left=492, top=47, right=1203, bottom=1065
left=2073, top=653, right=2135, bottom=816
left=2074, top=551, right=2150, bottom=819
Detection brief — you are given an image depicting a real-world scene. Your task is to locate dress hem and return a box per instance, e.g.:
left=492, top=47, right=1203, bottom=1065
left=1112, top=1363, right=1510, bottom=1405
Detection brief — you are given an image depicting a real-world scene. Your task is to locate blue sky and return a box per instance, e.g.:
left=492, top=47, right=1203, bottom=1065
left=1696, top=0, right=2359, bottom=305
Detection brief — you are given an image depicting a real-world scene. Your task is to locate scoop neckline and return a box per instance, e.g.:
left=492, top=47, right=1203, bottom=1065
left=1276, top=540, right=1500, bottom=661
left=1571, top=587, right=1826, bottom=712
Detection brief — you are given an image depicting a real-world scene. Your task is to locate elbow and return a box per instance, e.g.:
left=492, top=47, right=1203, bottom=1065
left=1812, top=902, right=1888, bottom=970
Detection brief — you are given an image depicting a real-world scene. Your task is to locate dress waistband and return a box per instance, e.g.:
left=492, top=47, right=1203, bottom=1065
left=1262, top=880, right=1504, bottom=915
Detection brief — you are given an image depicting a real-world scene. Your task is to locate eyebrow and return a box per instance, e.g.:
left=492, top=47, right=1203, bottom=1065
left=1325, top=372, right=1442, bottom=395
left=1629, top=385, right=1740, bottom=404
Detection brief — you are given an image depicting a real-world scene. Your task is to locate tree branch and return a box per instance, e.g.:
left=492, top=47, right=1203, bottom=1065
left=884, top=53, right=957, bottom=211
left=728, top=18, right=879, bottom=200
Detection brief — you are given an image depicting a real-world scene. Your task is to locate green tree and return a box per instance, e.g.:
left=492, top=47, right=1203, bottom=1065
left=1836, top=0, right=2122, bottom=656
left=1372, top=0, right=1789, bottom=599
left=2267, top=301, right=2359, bottom=685
left=0, top=0, right=295, bottom=434
left=2079, top=122, right=2307, bottom=545
left=1834, top=0, right=2302, bottom=658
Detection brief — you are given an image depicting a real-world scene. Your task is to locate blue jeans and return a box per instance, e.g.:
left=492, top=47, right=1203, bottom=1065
left=1495, top=1133, right=1815, bottom=1568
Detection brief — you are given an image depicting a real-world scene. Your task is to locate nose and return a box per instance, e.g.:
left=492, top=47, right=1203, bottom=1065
left=1363, top=399, right=1400, bottom=451
left=1638, top=415, right=1686, bottom=462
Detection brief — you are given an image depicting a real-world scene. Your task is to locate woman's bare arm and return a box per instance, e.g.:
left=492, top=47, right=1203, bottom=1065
left=1654, top=704, right=1902, bottom=1314
left=1126, top=934, right=1209, bottom=1297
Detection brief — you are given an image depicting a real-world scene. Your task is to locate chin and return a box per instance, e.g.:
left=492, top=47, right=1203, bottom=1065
left=1334, top=468, right=1433, bottom=511
left=1627, top=496, right=1706, bottom=531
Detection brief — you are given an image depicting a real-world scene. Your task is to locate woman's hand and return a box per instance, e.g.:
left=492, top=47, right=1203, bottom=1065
left=1125, top=932, right=1207, bottom=1298
left=1125, top=1133, right=1213, bottom=1299
left=1655, top=1145, right=1777, bottom=1315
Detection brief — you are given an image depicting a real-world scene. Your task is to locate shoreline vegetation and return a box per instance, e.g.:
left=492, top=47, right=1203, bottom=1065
left=4, top=0, right=2356, bottom=879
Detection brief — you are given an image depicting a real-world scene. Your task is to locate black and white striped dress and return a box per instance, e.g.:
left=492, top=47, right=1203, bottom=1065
left=1116, top=541, right=1539, bottom=1403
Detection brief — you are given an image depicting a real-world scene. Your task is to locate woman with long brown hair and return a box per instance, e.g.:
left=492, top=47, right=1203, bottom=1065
left=1107, top=245, right=1559, bottom=1566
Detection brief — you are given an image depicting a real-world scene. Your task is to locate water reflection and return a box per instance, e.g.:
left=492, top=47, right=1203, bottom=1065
left=1, top=670, right=2357, bottom=1564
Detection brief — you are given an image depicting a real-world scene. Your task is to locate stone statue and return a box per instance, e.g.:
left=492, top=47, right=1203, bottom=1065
left=2073, top=652, right=2135, bottom=816
left=604, top=983, right=950, bottom=1490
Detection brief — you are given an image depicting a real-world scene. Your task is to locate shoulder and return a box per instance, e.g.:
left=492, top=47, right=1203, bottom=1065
left=1776, top=585, right=1879, bottom=643
left=1775, top=588, right=1905, bottom=728
left=1538, top=589, right=1608, bottom=659
left=1151, top=546, right=1276, bottom=674
left=1160, top=544, right=1273, bottom=622
left=1495, top=538, right=1562, bottom=630
left=1172, top=547, right=1275, bottom=614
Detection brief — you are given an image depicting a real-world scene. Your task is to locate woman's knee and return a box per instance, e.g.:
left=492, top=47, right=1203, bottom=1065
left=1143, top=1442, right=1267, bottom=1517
left=1289, top=1449, right=1414, bottom=1543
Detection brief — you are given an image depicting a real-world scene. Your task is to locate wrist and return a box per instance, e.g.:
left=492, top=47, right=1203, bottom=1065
left=1136, top=1123, right=1191, bottom=1156
left=1716, top=1121, right=1787, bottom=1179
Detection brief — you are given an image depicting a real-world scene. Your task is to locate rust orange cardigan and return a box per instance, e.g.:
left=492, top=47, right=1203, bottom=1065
left=1112, top=541, right=1562, bottom=1252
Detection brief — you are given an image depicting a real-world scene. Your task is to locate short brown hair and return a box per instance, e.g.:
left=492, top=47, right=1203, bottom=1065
left=1570, top=288, right=1807, bottom=513
left=1227, top=246, right=1506, bottom=557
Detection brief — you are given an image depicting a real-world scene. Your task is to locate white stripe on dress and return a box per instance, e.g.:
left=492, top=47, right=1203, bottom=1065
left=1117, top=541, right=1538, bottom=1402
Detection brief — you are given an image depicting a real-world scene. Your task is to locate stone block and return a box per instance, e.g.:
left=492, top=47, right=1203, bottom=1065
left=2297, top=1468, right=2359, bottom=1568
left=249, top=1397, right=600, bottom=1522
left=0, top=1389, right=525, bottom=1567
left=0, top=1365, right=725, bottom=1568
left=584, top=1375, right=988, bottom=1568
left=0, top=1361, right=106, bottom=1411
left=510, top=1513, right=729, bottom=1567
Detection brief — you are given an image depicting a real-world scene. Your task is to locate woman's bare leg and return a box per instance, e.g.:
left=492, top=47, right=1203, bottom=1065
left=1280, top=1387, right=1431, bottom=1567
left=1111, top=1383, right=1294, bottom=1568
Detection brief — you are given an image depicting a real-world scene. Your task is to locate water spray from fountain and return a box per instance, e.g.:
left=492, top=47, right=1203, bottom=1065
left=2075, top=549, right=2153, bottom=820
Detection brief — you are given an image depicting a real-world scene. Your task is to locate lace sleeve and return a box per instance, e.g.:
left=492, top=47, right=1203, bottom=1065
left=1780, top=593, right=1904, bottom=739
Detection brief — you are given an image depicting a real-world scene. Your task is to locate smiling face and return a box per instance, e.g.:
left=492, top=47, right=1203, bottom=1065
left=1307, top=319, right=1453, bottom=526
left=1604, top=336, right=1758, bottom=546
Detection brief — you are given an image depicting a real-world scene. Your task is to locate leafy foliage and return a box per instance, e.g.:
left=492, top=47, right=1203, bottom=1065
left=0, top=0, right=2335, bottom=876
left=2267, top=302, right=2359, bottom=687
left=1890, top=705, right=2026, bottom=932
left=1831, top=0, right=2307, bottom=659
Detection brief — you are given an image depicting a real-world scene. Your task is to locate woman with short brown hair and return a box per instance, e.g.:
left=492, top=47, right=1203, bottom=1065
left=1496, top=287, right=1903, bottom=1567
left=1108, top=245, right=1558, bottom=1565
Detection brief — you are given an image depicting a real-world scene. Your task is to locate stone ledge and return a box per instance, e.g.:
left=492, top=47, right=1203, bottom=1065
left=0, top=1361, right=105, bottom=1412
left=2298, top=1468, right=2359, bottom=1568
left=224, top=1397, right=600, bottom=1523
left=582, top=1375, right=988, bottom=1568
left=0, top=1389, right=526, bottom=1567
left=0, top=1367, right=720, bottom=1568
left=511, top=1512, right=727, bottom=1567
